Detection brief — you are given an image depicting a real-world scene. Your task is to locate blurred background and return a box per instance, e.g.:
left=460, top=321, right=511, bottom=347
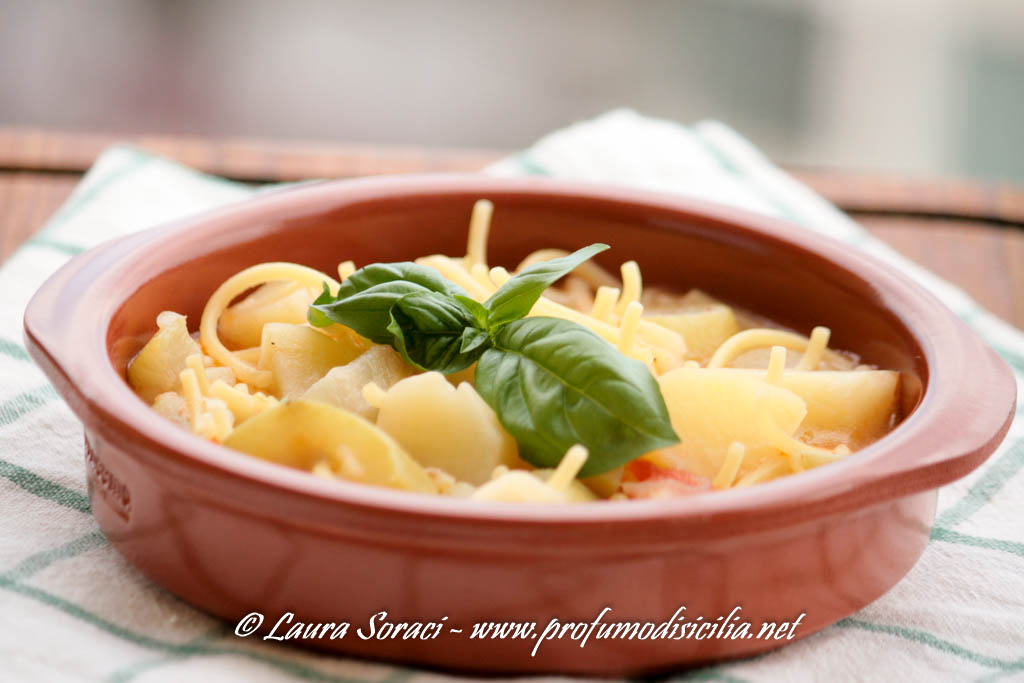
left=1, top=0, right=1022, bottom=180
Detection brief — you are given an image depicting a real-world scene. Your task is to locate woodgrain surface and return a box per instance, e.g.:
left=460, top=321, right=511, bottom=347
left=2, top=128, right=1021, bottom=327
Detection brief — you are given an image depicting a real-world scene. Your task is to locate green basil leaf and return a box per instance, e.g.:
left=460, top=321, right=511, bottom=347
left=340, top=262, right=468, bottom=300
left=310, top=281, right=438, bottom=344
left=459, top=327, right=490, bottom=354
left=484, top=243, right=609, bottom=328
left=309, top=262, right=469, bottom=343
left=455, top=295, right=490, bottom=329
left=475, top=316, right=679, bottom=476
left=307, top=282, right=335, bottom=328
left=386, top=291, right=485, bottom=373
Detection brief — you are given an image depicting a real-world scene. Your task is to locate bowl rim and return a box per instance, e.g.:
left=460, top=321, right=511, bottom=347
left=24, top=173, right=1017, bottom=537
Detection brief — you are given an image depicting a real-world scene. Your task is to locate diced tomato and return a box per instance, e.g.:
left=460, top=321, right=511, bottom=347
left=621, top=459, right=710, bottom=499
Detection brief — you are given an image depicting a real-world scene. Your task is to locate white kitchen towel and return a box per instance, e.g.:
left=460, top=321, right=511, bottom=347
left=1, top=109, right=1021, bottom=682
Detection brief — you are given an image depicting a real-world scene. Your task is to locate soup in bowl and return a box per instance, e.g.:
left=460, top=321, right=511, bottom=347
left=24, top=175, right=1015, bottom=675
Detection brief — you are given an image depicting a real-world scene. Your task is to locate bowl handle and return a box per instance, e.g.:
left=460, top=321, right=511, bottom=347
left=856, top=325, right=1016, bottom=506
left=23, top=232, right=149, bottom=416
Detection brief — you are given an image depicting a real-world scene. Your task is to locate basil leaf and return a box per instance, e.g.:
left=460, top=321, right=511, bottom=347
left=310, top=281, right=438, bottom=343
left=455, top=295, right=490, bottom=329
left=307, top=282, right=335, bottom=328
left=386, top=291, right=485, bottom=373
left=475, top=316, right=679, bottom=476
left=309, top=262, right=469, bottom=342
left=460, top=327, right=490, bottom=354
left=339, top=262, right=468, bottom=300
left=484, top=244, right=609, bottom=328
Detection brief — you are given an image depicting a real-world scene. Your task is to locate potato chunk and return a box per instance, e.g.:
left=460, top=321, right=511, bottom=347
left=724, top=368, right=899, bottom=448
left=219, top=282, right=316, bottom=350
left=302, top=345, right=415, bottom=420
left=258, top=323, right=365, bottom=398
left=375, top=372, right=519, bottom=485
left=646, top=305, right=740, bottom=364
left=654, top=365, right=807, bottom=480
left=223, top=400, right=436, bottom=493
left=151, top=391, right=189, bottom=429
left=128, top=312, right=201, bottom=403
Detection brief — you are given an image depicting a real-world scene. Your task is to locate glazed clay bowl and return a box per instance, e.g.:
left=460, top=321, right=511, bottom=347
left=24, top=175, right=1015, bottom=676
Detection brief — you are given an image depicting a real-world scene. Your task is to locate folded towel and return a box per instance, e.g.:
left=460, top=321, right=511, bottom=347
left=2, top=110, right=1021, bottom=682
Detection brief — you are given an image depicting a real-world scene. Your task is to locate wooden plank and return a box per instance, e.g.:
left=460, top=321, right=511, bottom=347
left=2, top=129, right=1023, bottom=224
left=0, top=128, right=501, bottom=183
left=793, top=167, right=1024, bottom=226
left=1003, top=227, right=1024, bottom=328
left=0, top=172, right=78, bottom=258
left=862, top=216, right=1024, bottom=328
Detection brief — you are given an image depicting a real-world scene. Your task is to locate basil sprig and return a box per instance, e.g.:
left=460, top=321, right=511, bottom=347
left=308, top=245, right=679, bottom=475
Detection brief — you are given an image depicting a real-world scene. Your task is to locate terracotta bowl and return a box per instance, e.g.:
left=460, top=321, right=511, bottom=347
left=24, top=175, right=1015, bottom=676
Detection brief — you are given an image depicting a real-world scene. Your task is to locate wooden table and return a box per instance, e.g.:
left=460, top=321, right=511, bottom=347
left=2, top=129, right=1022, bottom=327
